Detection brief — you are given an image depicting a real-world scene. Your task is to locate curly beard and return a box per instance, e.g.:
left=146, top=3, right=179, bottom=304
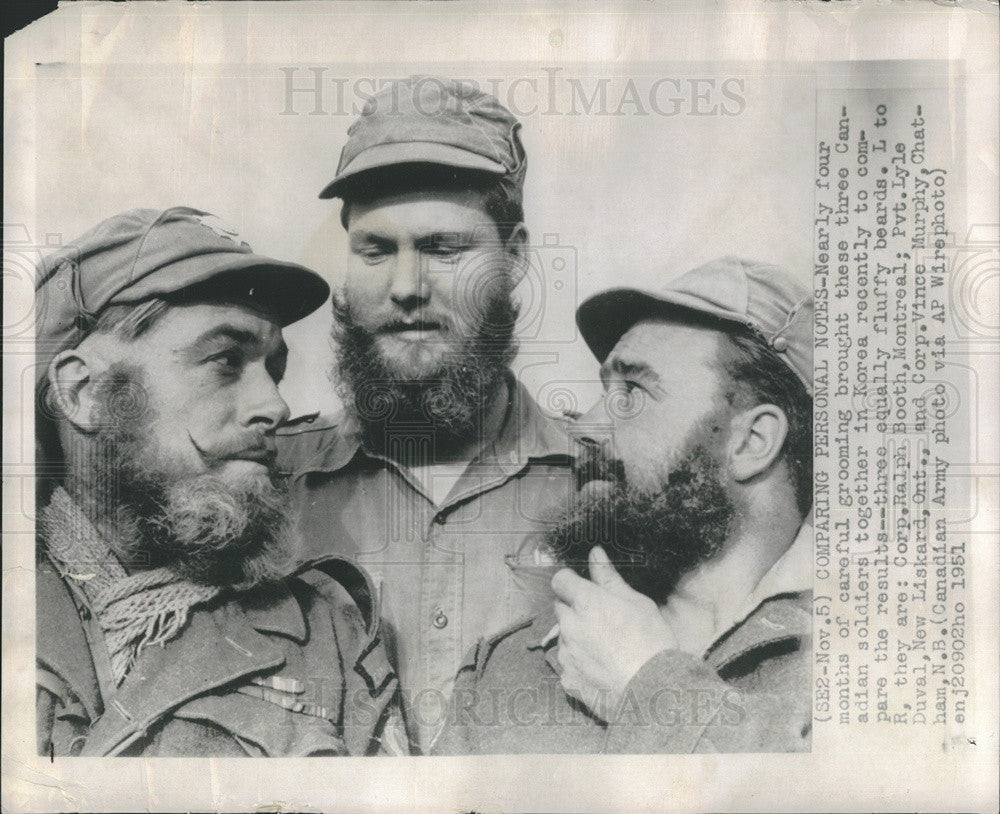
left=544, top=443, right=737, bottom=606
left=90, top=365, right=293, bottom=591
left=330, top=290, right=519, bottom=455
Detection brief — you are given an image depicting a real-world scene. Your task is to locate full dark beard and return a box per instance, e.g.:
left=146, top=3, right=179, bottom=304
left=331, top=295, right=519, bottom=454
left=544, top=445, right=737, bottom=606
left=91, top=366, right=293, bottom=591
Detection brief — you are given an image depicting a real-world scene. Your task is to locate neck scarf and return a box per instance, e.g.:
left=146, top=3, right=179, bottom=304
left=41, top=487, right=222, bottom=685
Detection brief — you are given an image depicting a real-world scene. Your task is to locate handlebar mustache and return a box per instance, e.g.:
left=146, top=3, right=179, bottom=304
left=189, top=433, right=276, bottom=463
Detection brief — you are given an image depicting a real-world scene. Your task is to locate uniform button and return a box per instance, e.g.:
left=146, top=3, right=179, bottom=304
left=771, top=335, right=789, bottom=352
left=432, top=609, right=448, bottom=629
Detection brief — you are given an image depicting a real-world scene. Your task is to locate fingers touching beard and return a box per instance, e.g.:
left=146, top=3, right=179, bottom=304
left=91, top=363, right=293, bottom=590
left=545, top=441, right=737, bottom=606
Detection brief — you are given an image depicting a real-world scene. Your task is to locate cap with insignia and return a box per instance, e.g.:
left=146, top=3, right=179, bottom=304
left=34, top=206, right=330, bottom=384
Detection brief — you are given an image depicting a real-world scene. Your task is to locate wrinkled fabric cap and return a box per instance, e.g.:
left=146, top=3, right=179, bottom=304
left=576, top=255, right=814, bottom=394
left=34, top=206, right=330, bottom=383
left=320, top=76, right=527, bottom=200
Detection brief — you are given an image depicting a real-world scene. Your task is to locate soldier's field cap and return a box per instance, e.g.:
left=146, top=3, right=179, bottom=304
left=576, top=255, right=814, bottom=395
left=34, top=206, right=330, bottom=383
left=320, top=76, right=526, bottom=200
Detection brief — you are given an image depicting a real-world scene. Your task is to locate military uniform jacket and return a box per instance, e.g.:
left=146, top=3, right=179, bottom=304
left=435, top=590, right=812, bottom=755
left=276, top=374, right=575, bottom=752
left=436, top=525, right=814, bottom=754
left=36, top=554, right=402, bottom=757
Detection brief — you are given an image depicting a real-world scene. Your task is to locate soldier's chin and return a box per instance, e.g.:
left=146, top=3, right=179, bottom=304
left=374, top=333, right=452, bottom=379
left=213, top=459, right=274, bottom=485
left=124, top=470, right=290, bottom=588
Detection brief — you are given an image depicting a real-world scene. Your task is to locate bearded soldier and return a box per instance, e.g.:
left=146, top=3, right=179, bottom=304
left=438, top=257, right=814, bottom=754
left=277, top=77, right=574, bottom=752
left=35, top=207, right=402, bottom=756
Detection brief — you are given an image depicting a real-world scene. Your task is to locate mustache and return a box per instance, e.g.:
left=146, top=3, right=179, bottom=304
left=573, top=442, right=627, bottom=491
left=189, top=433, right=276, bottom=465
left=377, top=317, right=448, bottom=333
left=333, top=301, right=453, bottom=335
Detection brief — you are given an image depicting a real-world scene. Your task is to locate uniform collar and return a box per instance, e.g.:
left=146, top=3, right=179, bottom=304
left=709, top=522, right=813, bottom=648
left=705, top=589, right=811, bottom=674
left=524, top=603, right=560, bottom=651
left=291, top=372, right=573, bottom=477
left=36, top=559, right=105, bottom=722
left=525, top=604, right=563, bottom=673
left=237, top=580, right=308, bottom=643
left=457, top=613, right=539, bottom=678
left=489, top=374, right=575, bottom=473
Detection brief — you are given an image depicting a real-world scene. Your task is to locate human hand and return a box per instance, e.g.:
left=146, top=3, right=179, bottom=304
left=551, top=546, right=678, bottom=722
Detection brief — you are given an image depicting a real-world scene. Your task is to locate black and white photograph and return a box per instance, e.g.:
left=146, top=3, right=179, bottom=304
left=3, top=1, right=998, bottom=812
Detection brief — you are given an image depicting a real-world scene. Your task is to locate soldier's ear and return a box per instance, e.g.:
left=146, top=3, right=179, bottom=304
left=727, top=403, right=788, bottom=483
left=48, top=349, right=101, bottom=433
left=505, top=223, right=529, bottom=286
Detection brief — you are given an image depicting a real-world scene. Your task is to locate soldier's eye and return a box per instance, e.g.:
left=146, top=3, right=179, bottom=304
left=423, top=244, right=466, bottom=259
left=207, top=349, right=243, bottom=374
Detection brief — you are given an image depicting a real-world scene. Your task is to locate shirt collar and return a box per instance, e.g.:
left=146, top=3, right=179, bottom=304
left=701, top=522, right=812, bottom=656
left=293, top=372, right=574, bottom=477
left=304, top=416, right=362, bottom=473
left=487, top=374, right=575, bottom=474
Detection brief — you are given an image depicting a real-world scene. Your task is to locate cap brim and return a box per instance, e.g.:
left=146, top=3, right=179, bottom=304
left=576, top=287, right=754, bottom=363
left=113, top=253, right=330, bottom=327
left=319, top=141, right=506, bottom=199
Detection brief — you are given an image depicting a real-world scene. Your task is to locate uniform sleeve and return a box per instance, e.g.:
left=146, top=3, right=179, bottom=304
left=603, top=646, right=812, bottom=754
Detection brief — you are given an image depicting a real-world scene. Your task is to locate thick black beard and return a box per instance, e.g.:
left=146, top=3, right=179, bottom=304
left=331, top=295, right=519, bottom=454
left=90, top=365, right=292, bottom=591
left=544, top=446, right=737, bottom=606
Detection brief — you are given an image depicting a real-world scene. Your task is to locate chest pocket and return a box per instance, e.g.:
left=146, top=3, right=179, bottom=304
left=500, top=533, right=560, bottom=630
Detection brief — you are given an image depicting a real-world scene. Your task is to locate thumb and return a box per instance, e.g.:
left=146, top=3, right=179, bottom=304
left=588, top=546, right=631, bottom=592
